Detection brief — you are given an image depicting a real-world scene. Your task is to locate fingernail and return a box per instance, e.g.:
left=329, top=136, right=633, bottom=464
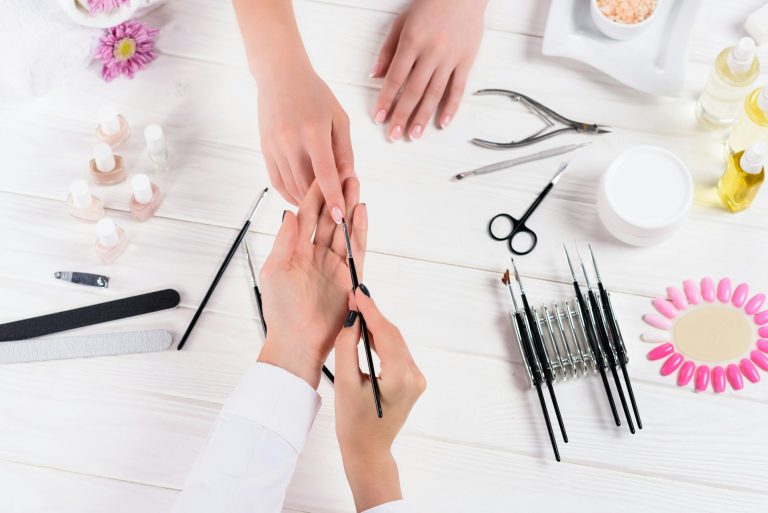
left=331, top=207, right=343, bottom=225
left=344, top=310, right=358, bottom=327
left=409, top=124, right=423, bottom=140
left=359, top=283, right=371, bottom=297
left=369, top=62, right=380, bottom=78
left=374, top=109, right=386, bottom=124
left=282, top=210, right=287, bottom=222
left=440, top=114, right=452, bottom=128
left=389, top=124, right=403, bottom=141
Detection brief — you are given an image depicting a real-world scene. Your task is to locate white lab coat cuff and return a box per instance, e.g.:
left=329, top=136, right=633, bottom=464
left=221, top=362, right=321, bottom=453
left=362, top=500, right=410, bottom=513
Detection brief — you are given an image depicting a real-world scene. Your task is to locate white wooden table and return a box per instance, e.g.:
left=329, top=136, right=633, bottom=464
left=1, top=1, right=767, bottom=511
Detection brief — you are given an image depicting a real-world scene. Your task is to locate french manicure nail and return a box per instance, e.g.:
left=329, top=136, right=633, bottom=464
left=409, top=124, right=423, bottom=140
left=331, top=207, right=343, bottom=225
left=344, top=310, right=358, bottom=327
left=374, top=109, right=387, bottom=125
left=359, top=283, right=371, bottom=297
left=389, top=124, right=403, bottom=141
left=440, top=114, right=452, bottom=128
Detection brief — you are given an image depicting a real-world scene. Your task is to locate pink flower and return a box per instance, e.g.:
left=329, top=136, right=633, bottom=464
left=95, top=21, right=159, bottom=82
left=87, top=0, right=131, bottom=14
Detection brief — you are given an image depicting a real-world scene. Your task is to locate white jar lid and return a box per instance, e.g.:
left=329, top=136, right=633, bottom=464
left=598, top=146, right=693, bottom=246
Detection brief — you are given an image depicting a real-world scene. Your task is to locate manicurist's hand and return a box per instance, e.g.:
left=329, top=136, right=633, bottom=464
left=371, top=0, right=488, bottom=141
left=334, top=288, right=426, bottom=512
left=257, top=178, right=367, bottom=389
left=234, top=0, right=353, bottom=220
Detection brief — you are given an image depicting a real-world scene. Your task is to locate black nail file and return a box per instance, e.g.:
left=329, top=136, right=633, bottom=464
left=0, top=289, right=181, bottom=342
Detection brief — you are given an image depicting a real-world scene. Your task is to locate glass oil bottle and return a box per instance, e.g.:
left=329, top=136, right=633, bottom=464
left=726, top=86, right=768, bottom=157
left=696, top=38, right=759, bottom=129
left=718, top=141, right=766, bottom=212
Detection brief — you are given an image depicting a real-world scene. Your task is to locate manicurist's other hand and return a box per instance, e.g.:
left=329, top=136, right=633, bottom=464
left=334, top=288, right=426, bottom=512
left=371, top=0, right=489, bottom=141
left=257, top=179, right=367, bottom=389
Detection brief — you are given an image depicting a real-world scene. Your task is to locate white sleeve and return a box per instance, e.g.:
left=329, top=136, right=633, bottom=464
left=362, top=500, right=411, bottom=513
left=172, top=363, right=321, bottom=513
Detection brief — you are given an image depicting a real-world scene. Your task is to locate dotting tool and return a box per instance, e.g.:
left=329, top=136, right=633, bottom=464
left=244, top=239, right=335, bottom=384
left=511, top=259, right=568, bottom=443
left=342, top=219, right=382, bottom=418
left=589, top=244, right=641, bottom=428
left=502, top=270, right=560, bottom=461
left=577, top=247, right=635, bottom=434
left=563, top=245, right=620, bottom=425
left=178, top=188, right=268, bottom=350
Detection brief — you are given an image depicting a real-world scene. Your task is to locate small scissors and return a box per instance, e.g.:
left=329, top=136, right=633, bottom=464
left=488, top=162, right=568, bottom=255
left=471, top=89, right=610, bottom=149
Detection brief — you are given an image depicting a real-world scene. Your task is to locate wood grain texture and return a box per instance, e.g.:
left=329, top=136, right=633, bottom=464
left=1, top=0, right=768, bottom=511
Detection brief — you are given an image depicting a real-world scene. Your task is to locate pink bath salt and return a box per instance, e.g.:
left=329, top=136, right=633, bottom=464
left=596, top=0, right=658, bottom=24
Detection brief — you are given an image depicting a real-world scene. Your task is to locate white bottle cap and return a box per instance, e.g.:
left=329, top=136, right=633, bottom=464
left=97, top=218, right=120, bottom=247
left=746, top=4, right=768, bottom=46
left=131, top=174, right=154, bottom=204
left=98, top=106, right=122, bottom=135
left=93, top=143, right=116, bottom=172
left=757, top=87, right=768, bottom=115
left=144, top=124, right=166, bottom=156
left=740, top=141, right=768, bottom=174
left=727, top=37, right=756, bottom=74
left=69, top=180, right=92, bottom=209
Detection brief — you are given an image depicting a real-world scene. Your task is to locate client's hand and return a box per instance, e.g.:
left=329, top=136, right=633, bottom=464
left=258, top=178, right=367, bottom=388
left=334, top=288, right=426, bottom=512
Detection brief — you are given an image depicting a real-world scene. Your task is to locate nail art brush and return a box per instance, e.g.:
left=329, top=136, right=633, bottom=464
left=342, top=219, right=383, bottom=418
left=453, top=143, right=590, bottom=181
left=178, top=188, right=268, bottom=350
left=577, top=248, right=635, bottom=434
left=510, top=259, right=567, bottom=442
left=563, top=245, right=620, bottom=426
left=502, top=270, right=560, bottom=461
left=244, top=239, right=335, bottom=384
left=589, top=244, right=641, bottom=429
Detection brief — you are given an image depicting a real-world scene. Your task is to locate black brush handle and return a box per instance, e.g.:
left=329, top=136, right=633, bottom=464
left=178, top=220, right=251, bottom=350
left=0, top=289, right=180, bottom=342
left=349, top=258, right=382, bottom=418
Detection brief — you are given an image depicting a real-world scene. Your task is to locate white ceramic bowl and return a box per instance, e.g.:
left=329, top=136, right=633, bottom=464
left=597, top=146, right=693, bottom=246
left=590, top=0, right=661, bottom=40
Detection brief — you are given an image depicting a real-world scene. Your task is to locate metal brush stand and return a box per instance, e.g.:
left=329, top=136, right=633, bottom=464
left=513, top=293, right=629, bottom=388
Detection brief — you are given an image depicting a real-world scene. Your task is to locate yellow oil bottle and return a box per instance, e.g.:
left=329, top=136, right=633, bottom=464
left=726, top=86, right=768, bottom=156
left=718, top=141, right=766, bottom=212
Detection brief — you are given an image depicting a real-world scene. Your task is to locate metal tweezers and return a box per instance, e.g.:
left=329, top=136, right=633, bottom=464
left=471, top=89, right=611, bottom=149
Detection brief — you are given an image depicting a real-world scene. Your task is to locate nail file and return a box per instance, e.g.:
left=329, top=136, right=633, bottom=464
left=0, top=330, right=173, bottom=364
left=0, top=289, right=180, bottom=342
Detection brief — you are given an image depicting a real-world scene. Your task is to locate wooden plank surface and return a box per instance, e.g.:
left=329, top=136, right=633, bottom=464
left=1, top=0, right=767, bottom=511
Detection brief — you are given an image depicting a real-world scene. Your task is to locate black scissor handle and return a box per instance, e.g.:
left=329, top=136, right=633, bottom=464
left=487, top=213, right=538, bottom=255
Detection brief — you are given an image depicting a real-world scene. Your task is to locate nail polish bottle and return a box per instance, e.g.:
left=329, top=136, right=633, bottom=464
left=90, top=142, right=126, bottom=185
left=96, top=106, right=130, bottom=149
left=129, top=174, right=161, bottom=221
left=144, top=124, right=169, bottom=172
left=95, top=218, right=128, bottom=264
left=66, top=179, right=104, bottom=221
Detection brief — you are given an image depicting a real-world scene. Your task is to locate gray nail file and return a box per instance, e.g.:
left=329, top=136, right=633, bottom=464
left=0, top=329, right=173, bottom=364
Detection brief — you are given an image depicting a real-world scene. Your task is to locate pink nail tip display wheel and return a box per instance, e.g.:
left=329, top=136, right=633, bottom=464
left=642, top=277, right=768, bottom=393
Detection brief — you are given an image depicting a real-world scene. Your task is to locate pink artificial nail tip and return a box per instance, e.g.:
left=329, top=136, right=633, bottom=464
left=740, top=358, right=760, bottom=383
left=751, top=350, right=768, bottom=371
left=695, top=365, right=710, bottom=391
left=660, top=353, right=684, bottom=376
left=732, top=283, right=749, bottom=307
left=643, top=313, right=671, bottom=330
left=759, top=326, right=768, bottom=338
left=726, top=363, right=743, bottom=390
left=755, top=310, right=768, bottom=325
left=717, top=278, right=732, bottom=303
left=701, top=277, right=715, bottom=302
left=677, top=361, right=695, bottom=386
left=652, top=298, right=678, bottom=319
left=666, top=286, right=688, bottom=310
left=683, top=279, right=700, bottom=304
left=745, top=294, right=766, bottom=315
left=757, top=339, right=768, bottom=353
left=647, top=342, right=674, bottom=361
left=712, top=366, right=726, bottom=393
